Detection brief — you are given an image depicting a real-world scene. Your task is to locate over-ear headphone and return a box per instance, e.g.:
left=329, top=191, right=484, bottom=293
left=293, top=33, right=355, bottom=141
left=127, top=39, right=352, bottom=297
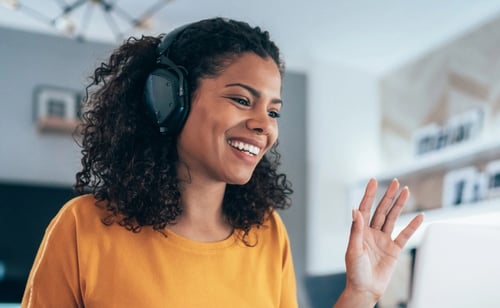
left=144, top=23, right=191, bottom=135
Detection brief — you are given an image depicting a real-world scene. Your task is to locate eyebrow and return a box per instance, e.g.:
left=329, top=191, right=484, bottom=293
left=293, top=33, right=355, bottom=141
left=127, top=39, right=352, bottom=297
left=225, top=83, right=283, bottom=105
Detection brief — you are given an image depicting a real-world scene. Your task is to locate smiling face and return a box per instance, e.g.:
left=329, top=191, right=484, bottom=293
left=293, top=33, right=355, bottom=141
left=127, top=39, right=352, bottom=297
left=176, top=52, right=282, bottom=185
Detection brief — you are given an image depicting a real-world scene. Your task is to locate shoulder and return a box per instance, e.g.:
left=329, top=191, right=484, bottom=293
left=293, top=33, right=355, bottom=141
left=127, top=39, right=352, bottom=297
left=57, top=194, right=103, bottom=218
left=48, top=194, right=109, bottom=233
left=264, top=209, right=287, bottom=232
left=254, top=209, right=290, bottom=245
left=29, top=195, right=106, bottom=264
left=60, top=194, right=99, bottom=211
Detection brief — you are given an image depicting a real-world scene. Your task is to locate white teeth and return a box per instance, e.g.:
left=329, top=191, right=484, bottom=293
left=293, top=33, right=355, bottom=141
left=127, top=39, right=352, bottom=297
left=227, top=140, right=261, bottom=156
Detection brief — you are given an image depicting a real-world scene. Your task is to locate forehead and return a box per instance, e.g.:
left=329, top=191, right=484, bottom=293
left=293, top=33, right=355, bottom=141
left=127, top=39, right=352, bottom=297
left=213, top=53, right=282, bottom=92
left=221, top=52, right=282, bottom=74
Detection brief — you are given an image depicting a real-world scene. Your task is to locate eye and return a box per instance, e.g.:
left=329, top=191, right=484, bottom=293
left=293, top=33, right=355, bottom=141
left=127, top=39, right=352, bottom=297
left=268, top=110, right=281, bottom=119
left=229, top=97, right=250, bottom=106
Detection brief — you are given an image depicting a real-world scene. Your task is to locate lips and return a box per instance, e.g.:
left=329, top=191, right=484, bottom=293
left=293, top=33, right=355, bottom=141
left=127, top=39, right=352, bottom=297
left=227, top=139, right=263, bottom=156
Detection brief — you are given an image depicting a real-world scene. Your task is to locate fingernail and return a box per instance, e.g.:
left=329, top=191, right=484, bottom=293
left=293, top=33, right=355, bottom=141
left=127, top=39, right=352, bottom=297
left=352, top=209, right=356, bottom=221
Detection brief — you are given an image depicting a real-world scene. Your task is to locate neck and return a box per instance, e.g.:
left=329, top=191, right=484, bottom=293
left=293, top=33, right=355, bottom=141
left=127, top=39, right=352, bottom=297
left=170, top=171, right=232, bottom=242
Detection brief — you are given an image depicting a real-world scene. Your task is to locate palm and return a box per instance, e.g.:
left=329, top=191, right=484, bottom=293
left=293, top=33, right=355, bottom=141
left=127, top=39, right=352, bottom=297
left=345, top=179, right=423, bottom=300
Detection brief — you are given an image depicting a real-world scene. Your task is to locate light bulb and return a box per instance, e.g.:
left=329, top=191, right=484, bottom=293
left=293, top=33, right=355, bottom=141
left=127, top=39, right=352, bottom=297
left=0, top=0, right=19, bottom=9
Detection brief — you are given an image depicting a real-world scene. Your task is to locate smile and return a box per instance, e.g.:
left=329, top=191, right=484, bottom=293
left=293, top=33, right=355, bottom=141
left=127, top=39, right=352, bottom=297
left=227, top=139, right=261, bottom=156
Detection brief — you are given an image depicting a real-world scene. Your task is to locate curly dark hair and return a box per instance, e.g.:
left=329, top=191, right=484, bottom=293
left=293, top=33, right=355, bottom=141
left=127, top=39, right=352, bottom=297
left=75, top=17, right=293, bottom=239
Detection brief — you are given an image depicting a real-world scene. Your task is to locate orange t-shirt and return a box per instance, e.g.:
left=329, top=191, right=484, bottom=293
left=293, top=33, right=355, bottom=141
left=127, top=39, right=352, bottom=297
left=22, top=194, right=297, bottom=307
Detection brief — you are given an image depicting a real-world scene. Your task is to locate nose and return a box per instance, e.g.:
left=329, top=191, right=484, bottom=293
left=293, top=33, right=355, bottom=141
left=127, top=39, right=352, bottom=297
left=246, top=110, right=274, bottom=135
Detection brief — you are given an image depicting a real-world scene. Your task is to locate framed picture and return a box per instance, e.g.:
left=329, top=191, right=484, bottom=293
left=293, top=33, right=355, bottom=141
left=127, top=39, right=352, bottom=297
left=485, top=159, right=500, bottom=199
left=33, top=85, right=82, bottom=133
left=447, top=107, right=484, bottom=146
left=442, top=166, right=482, bottom=207
left=413, top=123, right=443, bottom=156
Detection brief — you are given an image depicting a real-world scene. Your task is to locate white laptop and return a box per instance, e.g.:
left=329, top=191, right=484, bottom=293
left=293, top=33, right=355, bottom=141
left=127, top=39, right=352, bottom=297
left=408, top=222, right=500, bottom=308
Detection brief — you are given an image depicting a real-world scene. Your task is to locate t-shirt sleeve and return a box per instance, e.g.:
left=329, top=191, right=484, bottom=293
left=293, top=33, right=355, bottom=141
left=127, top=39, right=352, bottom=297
left=21, top=201, right=83, bottom=308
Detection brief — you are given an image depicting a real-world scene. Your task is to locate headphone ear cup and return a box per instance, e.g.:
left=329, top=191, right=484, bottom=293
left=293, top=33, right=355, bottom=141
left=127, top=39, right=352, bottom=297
left=145, top=23, right=193, bottom=134
left=144, top=67, right=189, bottom=134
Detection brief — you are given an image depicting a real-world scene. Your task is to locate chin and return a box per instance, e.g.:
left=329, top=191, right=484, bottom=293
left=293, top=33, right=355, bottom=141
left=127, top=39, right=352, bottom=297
left=227, top=178, right=252, bottom=186
left=226, top=173, right=254, bottom=185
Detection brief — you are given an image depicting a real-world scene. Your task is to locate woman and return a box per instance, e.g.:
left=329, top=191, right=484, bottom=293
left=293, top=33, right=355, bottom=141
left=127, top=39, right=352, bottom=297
left=22, top=17, right=423, bottom=307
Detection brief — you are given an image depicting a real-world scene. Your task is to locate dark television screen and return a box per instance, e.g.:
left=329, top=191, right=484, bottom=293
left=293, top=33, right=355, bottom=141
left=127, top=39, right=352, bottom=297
left=0, top=181, right=75, bottom=302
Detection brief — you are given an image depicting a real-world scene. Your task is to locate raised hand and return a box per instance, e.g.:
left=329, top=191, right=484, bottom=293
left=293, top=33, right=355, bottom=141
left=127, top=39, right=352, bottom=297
left=335, top=178, right=424, bottom=307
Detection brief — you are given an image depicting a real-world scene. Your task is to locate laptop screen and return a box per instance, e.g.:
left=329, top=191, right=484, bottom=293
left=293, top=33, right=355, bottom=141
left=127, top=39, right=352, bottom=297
left=408, top=222, right=500, bottom=308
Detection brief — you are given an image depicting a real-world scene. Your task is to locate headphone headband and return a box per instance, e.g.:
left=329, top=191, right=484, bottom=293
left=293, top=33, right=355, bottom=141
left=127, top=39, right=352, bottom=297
left=157, top=23, right=191, bottom=57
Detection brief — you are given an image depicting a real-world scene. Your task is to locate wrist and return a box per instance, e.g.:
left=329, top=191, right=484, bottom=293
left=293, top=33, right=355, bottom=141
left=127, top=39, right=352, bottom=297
left=333, top=286, right=379, bottom=308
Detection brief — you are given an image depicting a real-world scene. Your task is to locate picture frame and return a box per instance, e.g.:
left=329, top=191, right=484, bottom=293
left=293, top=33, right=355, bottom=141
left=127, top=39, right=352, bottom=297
left=413, top=123, right=443, bottom=156
left=33, top=85, right=82, bottom=133
left=485, top=159, right=500, bottom=199
left=442, top=166, right=482, bottom=207
left=446, top=107, right=484, bottom=146
left=413, top=107, right=485, bottom=157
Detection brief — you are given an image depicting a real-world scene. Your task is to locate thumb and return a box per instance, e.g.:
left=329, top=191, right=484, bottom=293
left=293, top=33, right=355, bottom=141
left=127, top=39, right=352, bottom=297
left=347, top=209, right=364, bottom=253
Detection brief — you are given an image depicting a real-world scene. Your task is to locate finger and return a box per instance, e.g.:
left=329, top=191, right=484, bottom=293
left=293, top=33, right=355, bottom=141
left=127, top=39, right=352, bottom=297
left=381, top=186, right=410, bottom=234
left=370, top=179, right=400, bottom=230
left=347, top=209, right=365, bottom=254
left=358, top=178, right=377, bottom=225
left=394, top=213, right=424, bottom=249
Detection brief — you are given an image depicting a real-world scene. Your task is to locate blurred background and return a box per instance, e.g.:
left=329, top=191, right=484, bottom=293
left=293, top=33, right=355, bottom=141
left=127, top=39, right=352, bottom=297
left=1, top=1, right=500, bottom=307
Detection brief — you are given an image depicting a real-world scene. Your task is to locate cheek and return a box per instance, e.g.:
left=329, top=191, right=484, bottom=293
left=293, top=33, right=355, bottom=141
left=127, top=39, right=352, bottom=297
left=182, top=104, right=214, bottom=133
left=182, top=105, right=235, bottom=141
left=262, top=124, right=279, bottom=155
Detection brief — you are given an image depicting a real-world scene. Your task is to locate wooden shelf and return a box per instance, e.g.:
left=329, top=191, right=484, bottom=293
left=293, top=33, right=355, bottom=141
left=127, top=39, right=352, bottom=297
left=37, top=116, right=80, bottom=134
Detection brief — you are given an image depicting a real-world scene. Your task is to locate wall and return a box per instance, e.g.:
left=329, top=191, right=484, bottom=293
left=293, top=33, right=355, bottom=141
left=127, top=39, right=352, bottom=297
left=0, top=27, right=113, bottom=186
left=305, top=55, right=381, bottom=274
left=277, top=72, right=309, bottom=306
